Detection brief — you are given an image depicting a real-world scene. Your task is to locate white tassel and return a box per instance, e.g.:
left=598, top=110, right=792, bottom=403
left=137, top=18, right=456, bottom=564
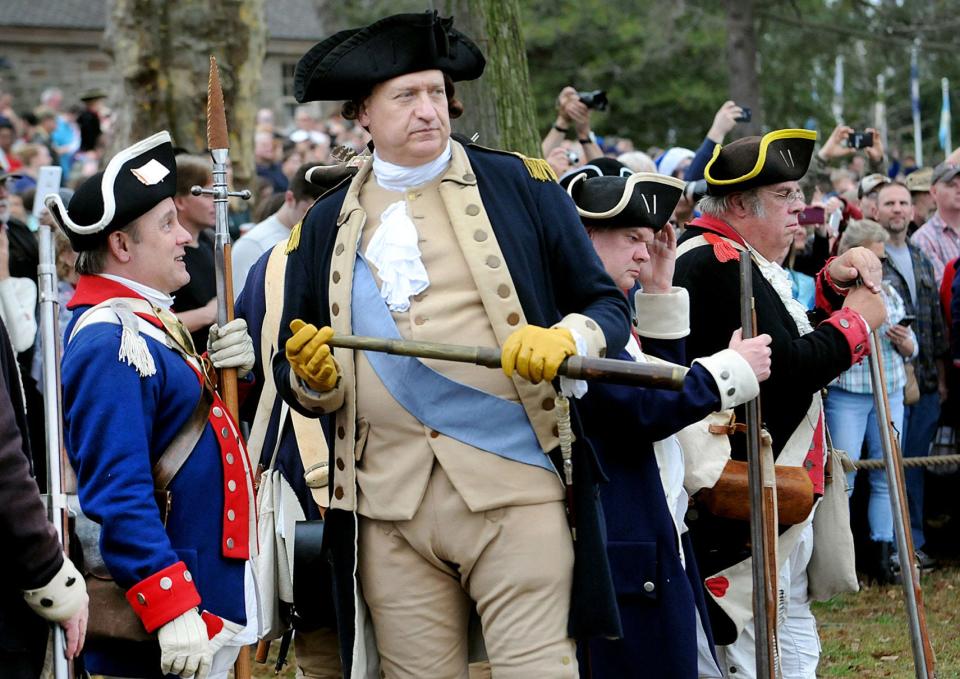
left=112, top=301, right=156, bottom=377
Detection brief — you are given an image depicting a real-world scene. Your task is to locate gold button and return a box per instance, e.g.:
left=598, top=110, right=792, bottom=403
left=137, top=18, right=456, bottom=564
left=332, top=303, right=340, bottom=316
left=332, top=271, right=341, bottom=283
left=334, top=486, right=344, bottom=500
left=507, top=312, right=520, bottom=326
left=430, top=430, right=440, bottom=439
left=486, top=255, right=500, bottom=269
left=466, top=204, right=480, bottom=216
left=335, top=243, right=345, bottom=255
left=336, top=458, right=345, bottom=471
left=463, top=173, right=476, bottom=182
left=414, top=316, right=426, bottom=326
left=542, top=397, right=555, bottom=411
left=585, top=320, right=598, bottom=331
left=562, top=656, right=571, bottom=666
left=497, top=284, right=510, bottom=298
left=338, top=426, right=346, bottom=439
left=407, top=192, right=417, bottom=201
left=474, top=230, right=487, bottom=242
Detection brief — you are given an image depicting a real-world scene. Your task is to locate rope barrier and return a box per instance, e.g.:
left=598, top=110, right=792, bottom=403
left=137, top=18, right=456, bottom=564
left=853, top=453, right=960, bottom=470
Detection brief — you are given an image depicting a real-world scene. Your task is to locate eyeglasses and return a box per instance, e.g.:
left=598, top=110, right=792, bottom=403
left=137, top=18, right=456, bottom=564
left=763, top=189, right=805, bottom=204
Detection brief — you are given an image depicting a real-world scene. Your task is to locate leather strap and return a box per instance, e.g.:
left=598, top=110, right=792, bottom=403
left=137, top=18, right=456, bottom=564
left=152, top=388, right=213, bottom=490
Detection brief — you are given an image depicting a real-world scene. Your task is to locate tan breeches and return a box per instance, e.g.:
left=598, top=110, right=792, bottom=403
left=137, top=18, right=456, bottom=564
left=358, top=464, right=578, bottom=679
left=295, top=626, right=343, bottom=678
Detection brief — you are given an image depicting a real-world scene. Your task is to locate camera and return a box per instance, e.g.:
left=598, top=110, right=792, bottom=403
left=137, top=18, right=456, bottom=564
left=735, top=106, right=752, bottom=123
left=578, top=90, right=609, bottom=111
left=847, top=130, right=874, bottom=150
left=565, top=150, right=580, bottom=165
left=684, top=179, right=708, bottom=204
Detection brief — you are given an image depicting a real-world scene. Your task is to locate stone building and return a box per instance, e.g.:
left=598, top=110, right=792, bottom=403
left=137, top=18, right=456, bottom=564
left=0, top=0, right=326, bottom=127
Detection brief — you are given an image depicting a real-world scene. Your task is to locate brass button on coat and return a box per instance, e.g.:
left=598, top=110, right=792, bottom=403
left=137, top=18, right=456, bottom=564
left=473, top=230, right=487, bottom=242
left=335, top=243, right=345, bottom=255
left=336, top=458, right=345, bottom=471
left=486, top=256, right=500, bottom=269
left=497, top=284, right=510, bottom=298
left=335, top=486, right=345, bottom=500
left=507, top=313, right=520, bottom=326
left=332, top=303, right=340, bottom=316
left=332, top=271, right=341, bottom=283
left=466, top=204, right=480, bottom=216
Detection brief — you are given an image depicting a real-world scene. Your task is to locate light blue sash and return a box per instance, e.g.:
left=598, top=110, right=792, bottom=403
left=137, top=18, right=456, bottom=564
left=351, top=255, right=553, bottom=472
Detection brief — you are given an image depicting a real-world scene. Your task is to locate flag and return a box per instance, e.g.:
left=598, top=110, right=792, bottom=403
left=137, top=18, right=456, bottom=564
left=911, top=41, right=923, bottom=167
left=832, top=55, right=844, bottom=124
left=940, top=78, right=952, bottom=155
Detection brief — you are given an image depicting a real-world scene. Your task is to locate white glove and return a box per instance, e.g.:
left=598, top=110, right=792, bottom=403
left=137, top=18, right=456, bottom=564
left=22, top=556, right=87, bottom=623
left=208, top=318, right=255, bottom=378
left=157, top=609, right=212, bottom=679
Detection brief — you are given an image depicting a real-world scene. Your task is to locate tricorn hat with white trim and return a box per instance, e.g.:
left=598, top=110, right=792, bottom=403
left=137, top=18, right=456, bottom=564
left=46, top=131, right=176, bottom=251
left=295, top=11, right=485, bottom=103
left=703, top=128, right=816, bottom=196
left=567, top=172, right=686, bottom=231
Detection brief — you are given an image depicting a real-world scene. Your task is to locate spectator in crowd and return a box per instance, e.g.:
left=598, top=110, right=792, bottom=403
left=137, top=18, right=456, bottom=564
left=0, top=315, right=88, bottom=678
left=171, top=154, right=218, bottom=351
left=29, top=107, right=59, bottom=168
left=824, top=219, right=915, bottom=583
left=872, top=181, right=947, bottom=571
left=858, top=172, right=891, bottom=217
left=0, top=117, right=20, bottom=173
left=541, top=85, right=603, bottom=164
left=657, top=146, right=694, bottom=179
left=912, top=162, right=960, bottom=285
left=10, top=144, right=52, bottom=195
left=617, top=150, right=656, bottom=173
left=232, top=163, right=327, bottom=296
left=831, top=168, right=857, bottom=196
left=906, top=167, right=936, bottom=233
left=76, top=88, right=107, bottom=153
left=255, top=129, right=288, bottom=193
left=0, top=213, right=37, bottom=355
left=800, top=124, right=885, bottom=199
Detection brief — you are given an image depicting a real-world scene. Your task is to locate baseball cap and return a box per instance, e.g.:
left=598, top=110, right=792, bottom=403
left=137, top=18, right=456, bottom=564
left=932, top=162, right=960, bottom=185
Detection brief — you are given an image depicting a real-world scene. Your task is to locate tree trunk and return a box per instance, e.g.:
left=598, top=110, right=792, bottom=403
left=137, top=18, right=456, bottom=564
left=106, top=0, right=266, bottom=186
left=444, top=0, right=540, bottom=157
left=725, top=0, right=763, bottom=137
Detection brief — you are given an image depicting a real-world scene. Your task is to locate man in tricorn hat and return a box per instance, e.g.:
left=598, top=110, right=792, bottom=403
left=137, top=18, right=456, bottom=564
left=275, top=11, right=630, bottom=677
left=565, top=162, right=770, bottom=677
left=48, top=131, right=259, bottom=679
left=673, top=130, right=887, bottom=677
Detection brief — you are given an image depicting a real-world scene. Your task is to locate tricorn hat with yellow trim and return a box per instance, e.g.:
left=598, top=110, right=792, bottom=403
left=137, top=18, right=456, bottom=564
left=567, top=172, right=686, bottom=231
left=295, top=11, right=485, bottom=103
left=45, top=131, right=176, bottom=252
left=704, top=129, right=817, bottom=196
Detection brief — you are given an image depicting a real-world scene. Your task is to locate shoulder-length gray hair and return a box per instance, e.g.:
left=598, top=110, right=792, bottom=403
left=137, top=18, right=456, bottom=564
left=838, top=219, right=889, bottom=254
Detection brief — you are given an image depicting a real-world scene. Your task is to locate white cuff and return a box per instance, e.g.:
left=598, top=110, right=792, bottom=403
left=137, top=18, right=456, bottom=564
left=633, top=286, right=689, bottom=339
left=693, top=348, right=759, bottom=410
left=553, top=312, right=606, bottom=358
left=289, top=359, right=345, bottom=414
left=22, top=556, right=86, bottom=623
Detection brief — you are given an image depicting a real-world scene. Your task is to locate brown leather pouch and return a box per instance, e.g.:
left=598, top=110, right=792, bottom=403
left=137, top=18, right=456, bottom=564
left=697, top=459, right=815, bottom=525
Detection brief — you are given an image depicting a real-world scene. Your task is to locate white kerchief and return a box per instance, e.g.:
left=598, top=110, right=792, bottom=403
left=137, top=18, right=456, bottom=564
left=749, top=249, right=814, bottom=336
left=98, top=273, right=175, bottom=311
left=365, top=142, right=452, bottom=311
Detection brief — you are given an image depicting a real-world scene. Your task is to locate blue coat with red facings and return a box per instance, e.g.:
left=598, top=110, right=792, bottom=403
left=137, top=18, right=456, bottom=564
left=578, top=335, right=721, bottom=679
left=61, top=276, right=251, bottom=678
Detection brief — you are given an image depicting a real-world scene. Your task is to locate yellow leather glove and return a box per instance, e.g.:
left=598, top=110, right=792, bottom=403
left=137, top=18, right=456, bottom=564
left=286, top=319, right=339, bottom=392
left=501, top=325, right=576, bottom=384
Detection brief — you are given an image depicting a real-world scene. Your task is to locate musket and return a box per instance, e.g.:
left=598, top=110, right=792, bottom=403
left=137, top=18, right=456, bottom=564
left=740, top=252, right=780, bottom=679
left=867, top=328, right=936, bottom=678
left=325, top=334, right=688, bottom=390
left=193, top=55, right=253, bottom=679
left=37, top=221, right=72, bottom=679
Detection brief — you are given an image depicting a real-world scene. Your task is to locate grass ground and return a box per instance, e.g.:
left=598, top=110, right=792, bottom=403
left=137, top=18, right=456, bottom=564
left=247, top=567, right=960, bottom=678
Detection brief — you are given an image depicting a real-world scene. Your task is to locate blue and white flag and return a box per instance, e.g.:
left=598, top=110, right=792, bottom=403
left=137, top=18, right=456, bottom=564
left=940, top=77, right=952, bottom=155
left=831, top=55, right=844, bottom=124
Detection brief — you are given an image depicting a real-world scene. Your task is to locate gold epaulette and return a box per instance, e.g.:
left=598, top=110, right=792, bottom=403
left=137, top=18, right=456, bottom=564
left=285, top=220, right=302, bottom=254
left=464, top=140, right=558, bottom=182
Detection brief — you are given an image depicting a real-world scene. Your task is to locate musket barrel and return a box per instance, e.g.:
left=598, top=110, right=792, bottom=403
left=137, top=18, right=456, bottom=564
left=868, top=330, right=934, bottom=678
left=38, top=223, right=70, bottom=679
left=326, top=335, right=686, bottom=389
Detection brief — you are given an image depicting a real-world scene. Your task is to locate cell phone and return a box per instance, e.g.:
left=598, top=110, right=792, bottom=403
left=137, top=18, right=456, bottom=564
left=798, top=206, right=825, bottom=225
left=898, top=315, right=916, bottom=328
left=735, top=106, right=752, bottom=123
left=847, top=130, right=874, bottom=150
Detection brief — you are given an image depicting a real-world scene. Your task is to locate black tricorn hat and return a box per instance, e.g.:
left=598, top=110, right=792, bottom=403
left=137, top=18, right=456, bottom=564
left=558, top=157, right=634, bottom=190
left=704, top=129, right=817, bottom=196
left=567, top=172, right=686, bottom=231
left=295, top=11, right=486, bottom=103
left=45, top=131, right=177, bottom=252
